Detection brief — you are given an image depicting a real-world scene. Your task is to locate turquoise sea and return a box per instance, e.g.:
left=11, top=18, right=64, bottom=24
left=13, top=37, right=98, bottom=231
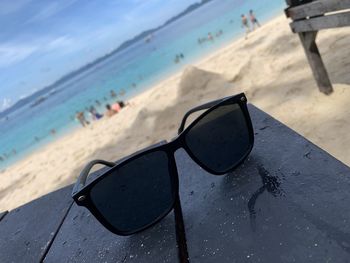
left=0, top=0, right=285, bottom=170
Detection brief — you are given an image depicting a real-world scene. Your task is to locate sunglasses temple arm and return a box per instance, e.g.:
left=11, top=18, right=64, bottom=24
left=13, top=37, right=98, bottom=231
left=72, top=159, right=116, bottom=195
left=177, top=98, right=226, bottom=134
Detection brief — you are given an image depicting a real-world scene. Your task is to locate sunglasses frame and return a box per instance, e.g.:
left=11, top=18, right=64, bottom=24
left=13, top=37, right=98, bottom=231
left=72, top=93, right=254, bottom=236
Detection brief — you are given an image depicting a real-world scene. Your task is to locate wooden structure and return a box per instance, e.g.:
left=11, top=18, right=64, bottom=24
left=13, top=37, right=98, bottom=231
left=285, top=0, right=350, bottom=94
left=1, top=105, right=350, bottom=262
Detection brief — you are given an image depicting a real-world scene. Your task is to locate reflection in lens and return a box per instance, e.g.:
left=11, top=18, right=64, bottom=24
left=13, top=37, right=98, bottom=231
left=90, top=151, right=174, bottom=233
left=185, top=103, right=251, bottom=173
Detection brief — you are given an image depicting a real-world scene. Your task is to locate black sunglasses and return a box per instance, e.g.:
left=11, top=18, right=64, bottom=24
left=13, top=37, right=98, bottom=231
left=72, top=93, right=254, bottom=236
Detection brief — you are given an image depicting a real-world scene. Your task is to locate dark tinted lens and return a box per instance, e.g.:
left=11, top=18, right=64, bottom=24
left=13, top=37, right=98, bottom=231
left=90, top=151, right=174, bottom=233
left=185, top=102, right=251, bottom=173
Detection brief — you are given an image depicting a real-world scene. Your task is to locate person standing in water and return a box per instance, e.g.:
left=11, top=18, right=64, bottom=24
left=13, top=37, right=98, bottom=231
left=110, top=90, right=117, bottom=98
left=241, top=14, right=250, bottom=39
left=76, top=111, right=89, bottom=127
left=249, top=10, right=261, bottom=29
left=88, top=106, right=103, bottom=120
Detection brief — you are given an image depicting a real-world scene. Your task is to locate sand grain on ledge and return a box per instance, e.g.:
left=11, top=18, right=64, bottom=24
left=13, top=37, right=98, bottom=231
left=1, top=15, right=350, bottom=211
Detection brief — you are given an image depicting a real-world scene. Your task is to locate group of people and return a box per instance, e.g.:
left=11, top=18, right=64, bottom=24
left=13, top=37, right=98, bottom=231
left=197, top=10, right=259, bottom=44
left=105, top=100, right=127, bottom=117
left=0, top=96, right=128, bottom=162
left=72, top=88, right=132, bottom=127
left=241, top=10, right=261, bottom=39
left=94, top=89, right=125, bottom=107
left=31, top=89, right=128, bottom=148
left=75, top=99, right=128, bottom=127
left=197, top=30, right=224, bottom=45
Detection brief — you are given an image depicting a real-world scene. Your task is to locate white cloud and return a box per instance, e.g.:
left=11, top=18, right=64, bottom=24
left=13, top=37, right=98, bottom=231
left=26, top=0, right=77, bottom=23
left=44, top=36, right=78, bottom=53
left=0, top=44, right=37, bottom=67
left=0, top=35, right=79, bottom=67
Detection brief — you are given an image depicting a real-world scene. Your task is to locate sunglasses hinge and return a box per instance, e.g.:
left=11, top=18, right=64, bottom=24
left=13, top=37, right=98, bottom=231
left=78, top=195, right=86, bottom=202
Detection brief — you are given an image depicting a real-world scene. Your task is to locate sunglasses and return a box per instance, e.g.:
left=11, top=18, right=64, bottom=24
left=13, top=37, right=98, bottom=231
left=72, top=93, right=254, bottom=236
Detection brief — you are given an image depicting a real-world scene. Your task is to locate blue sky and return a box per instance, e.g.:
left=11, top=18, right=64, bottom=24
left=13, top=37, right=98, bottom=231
left=0, top=0, right=198, bottom=111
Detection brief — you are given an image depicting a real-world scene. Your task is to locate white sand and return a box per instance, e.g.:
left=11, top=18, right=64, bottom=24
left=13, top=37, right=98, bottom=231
left=1, top=15, right=349, bottom=211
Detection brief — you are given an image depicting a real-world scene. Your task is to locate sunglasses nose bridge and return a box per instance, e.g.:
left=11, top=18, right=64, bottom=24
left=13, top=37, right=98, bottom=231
left=168, top=136, right=184, bottom=153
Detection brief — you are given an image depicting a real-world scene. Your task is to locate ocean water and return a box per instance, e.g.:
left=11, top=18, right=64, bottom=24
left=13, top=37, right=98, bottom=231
left=0, top=0, right=285, bottom=170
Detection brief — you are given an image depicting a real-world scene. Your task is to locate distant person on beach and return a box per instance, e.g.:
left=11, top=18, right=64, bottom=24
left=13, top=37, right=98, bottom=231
left=249, top=10, right=261, bottom=29
left=105, top=104, right=117, bottom=117
left=111, top=100, right=129, bottom=113
left=110, top=90, right=117, bottom=98
left=50, top=129, right=56, bottom=135
left=208, top=33, right=214, bottom=41
left=111, top=102, right=121, bottom=112
left=95, top=100, right=101, bottom=106
left=241, top=14, right=250, bottom=39
left=118, top=101, right=126, bottom=108
left=76, top=111, right=89, bottom=127
left=88, top=106, right=103, bottom=120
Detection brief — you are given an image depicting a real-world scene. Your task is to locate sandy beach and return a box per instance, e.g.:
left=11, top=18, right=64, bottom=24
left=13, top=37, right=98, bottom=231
left=1, top=15, right=350, bottom=211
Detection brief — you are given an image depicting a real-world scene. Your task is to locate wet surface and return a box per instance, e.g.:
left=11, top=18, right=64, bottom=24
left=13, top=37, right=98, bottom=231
left=43, top=203, right=178, bottom=263
left=176, top=105, right=350, bottom=263
left=0, top=185, right=73, bottom=263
